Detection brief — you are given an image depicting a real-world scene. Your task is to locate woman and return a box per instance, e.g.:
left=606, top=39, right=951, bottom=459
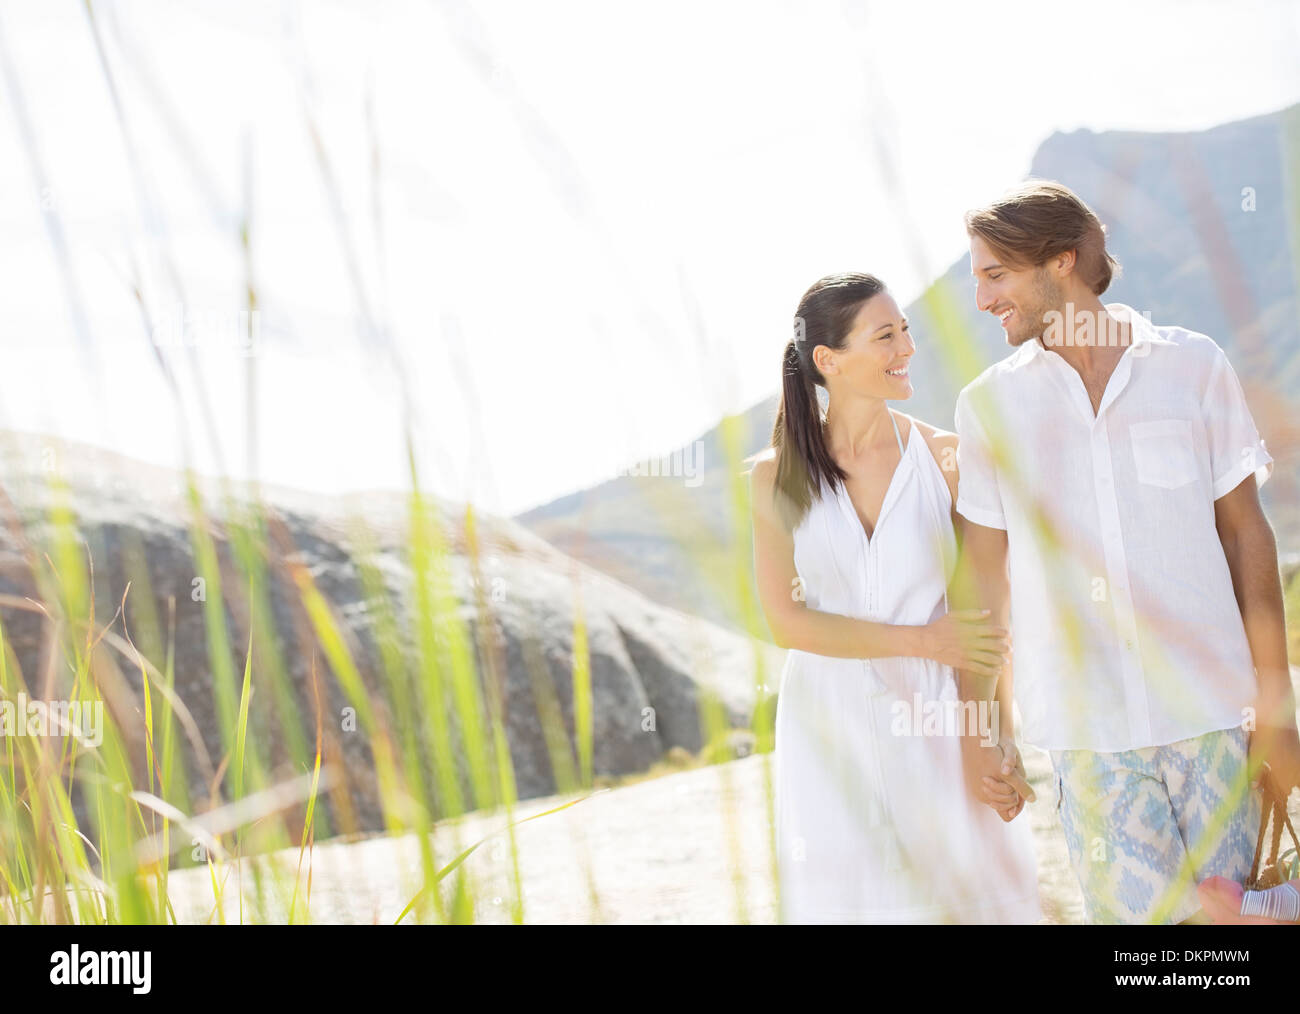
left=749, top=272, right=1041, bottom=923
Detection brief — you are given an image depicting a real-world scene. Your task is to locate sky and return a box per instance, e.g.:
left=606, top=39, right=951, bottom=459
left=2, top=0, right=1300, bottom=516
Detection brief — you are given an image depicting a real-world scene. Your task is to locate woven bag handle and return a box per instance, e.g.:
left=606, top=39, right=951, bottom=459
left=1249, top=767, right=1299, bottom=886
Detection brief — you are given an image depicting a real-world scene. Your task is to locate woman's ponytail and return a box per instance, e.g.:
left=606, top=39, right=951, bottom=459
left=768, top=273, right=886, bottom=530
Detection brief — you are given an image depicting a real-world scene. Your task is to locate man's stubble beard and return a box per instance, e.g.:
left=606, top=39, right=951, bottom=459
left=1009, top=268, right=1064, bottom=348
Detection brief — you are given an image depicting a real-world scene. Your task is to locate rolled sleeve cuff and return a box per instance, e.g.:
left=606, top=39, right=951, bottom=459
left=956, top=496, right=1007, bottom=531
left=1212, top=442, right=1274, bottom=501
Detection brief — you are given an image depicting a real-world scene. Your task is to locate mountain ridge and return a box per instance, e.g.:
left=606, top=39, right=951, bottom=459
left=515, top=101, right=1300, bottom=630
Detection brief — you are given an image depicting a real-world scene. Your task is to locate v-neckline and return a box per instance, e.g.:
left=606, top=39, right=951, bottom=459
left=835, top=413, right=913, bottom=545
left=1046, top=343, right=1137, bottom=424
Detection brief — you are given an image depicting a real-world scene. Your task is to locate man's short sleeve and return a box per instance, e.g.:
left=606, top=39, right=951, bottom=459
left=1201, top=343, right=1273, bottom=501
left=954, top=385, right=1007, bottom=530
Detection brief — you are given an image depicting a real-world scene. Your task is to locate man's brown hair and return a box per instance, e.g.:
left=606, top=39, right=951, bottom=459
left=964, top=179, right=1121, bottom=295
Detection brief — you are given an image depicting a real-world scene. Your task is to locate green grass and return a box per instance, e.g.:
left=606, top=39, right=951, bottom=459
left=0, top=0, right=769, bottom=925
left=2, top=2, right=1294, bottom=928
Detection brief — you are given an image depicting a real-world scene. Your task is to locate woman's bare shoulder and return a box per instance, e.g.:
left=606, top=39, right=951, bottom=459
left=746, top=448, right=777, bottom=479
left=745, top=449, right=780, bottom=502
left=900, top=414, right=959, bottom=495
left=895, top=413, right=954, bottom=451
left=746, top=450, right=799, bottom=536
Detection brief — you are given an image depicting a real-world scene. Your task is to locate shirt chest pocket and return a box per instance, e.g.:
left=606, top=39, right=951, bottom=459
left=1129, top=419, right=1199, bottom=490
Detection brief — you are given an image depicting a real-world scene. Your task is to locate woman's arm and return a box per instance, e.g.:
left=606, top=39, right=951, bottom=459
left=749, top=457, right=1004, bottom=675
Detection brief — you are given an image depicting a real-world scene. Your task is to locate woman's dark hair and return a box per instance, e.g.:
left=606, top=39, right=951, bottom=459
left=769, top=272, right=888, bottom=531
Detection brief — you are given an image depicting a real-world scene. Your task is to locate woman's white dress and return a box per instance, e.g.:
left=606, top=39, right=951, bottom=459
left=775, top=411, right=1041, bottom=923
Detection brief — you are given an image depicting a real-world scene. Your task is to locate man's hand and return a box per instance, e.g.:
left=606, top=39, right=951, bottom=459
left=962, top=734, right=1035, bottom=822
left=992, top=735, right=1035, bottom=821
left=1249, top=722, right=1300, bottom=799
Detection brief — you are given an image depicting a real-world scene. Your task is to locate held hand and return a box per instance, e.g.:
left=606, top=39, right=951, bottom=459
left=922, top=609, right=1010, bottom=679
left=994, top=735, right=1036, bottom=808
left=963, top=734, right=1035, bottom=822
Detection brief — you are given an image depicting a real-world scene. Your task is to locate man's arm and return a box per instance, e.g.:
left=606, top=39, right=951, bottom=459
left=1214, top=475, right=1300, bottom=795
left=950, top=518, right=1010, bottom=714
left=950, top=515, right=1035, bottom=813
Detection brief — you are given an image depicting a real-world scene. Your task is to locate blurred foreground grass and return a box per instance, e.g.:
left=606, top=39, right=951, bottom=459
left=0, top=459, right=775, bottom=925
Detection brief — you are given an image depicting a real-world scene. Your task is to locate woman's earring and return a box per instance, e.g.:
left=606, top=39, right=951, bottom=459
left=816, top=386, right=829, bottom=412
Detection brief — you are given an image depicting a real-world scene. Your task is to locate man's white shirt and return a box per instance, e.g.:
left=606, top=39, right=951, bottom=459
left=954, top=303, right=1273, bottom=752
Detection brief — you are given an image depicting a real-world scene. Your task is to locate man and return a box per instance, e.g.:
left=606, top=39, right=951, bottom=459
left=951, top=179, right=1300, bottom=924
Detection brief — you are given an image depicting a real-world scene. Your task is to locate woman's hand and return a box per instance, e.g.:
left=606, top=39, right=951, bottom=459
left=964, top=734, right=1035, bottom=821
left=920, top=609, right=1010, bottom=678
left=991, top=735, right=1034, bottom=821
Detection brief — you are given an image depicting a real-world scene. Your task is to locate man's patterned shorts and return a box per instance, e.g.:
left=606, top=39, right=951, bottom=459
left=1049, top=726, right=1260, bottom=924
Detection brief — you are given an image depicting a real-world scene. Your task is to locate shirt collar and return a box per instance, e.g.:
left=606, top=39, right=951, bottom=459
left=1107, top=302, right=1176, bottom=349
left=1009, top=301, right=1174, bottom=369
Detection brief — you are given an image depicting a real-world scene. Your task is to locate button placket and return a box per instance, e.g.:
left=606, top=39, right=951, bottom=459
left=1049, top=355, right=1097, bottom=426
left=1090, top=418, right=1149, bottom=745
left=1096, top=349, right=1136, bottom=419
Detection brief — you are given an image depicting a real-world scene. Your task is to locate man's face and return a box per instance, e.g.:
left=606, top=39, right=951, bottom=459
left=970, top=234, right=1063, bottom=347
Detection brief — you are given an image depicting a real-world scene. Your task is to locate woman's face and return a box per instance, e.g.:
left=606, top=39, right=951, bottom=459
left=815, top=292, right=915, bottom=400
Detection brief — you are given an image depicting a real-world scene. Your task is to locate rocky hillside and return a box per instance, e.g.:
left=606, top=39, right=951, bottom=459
left=0, top=430, right=781, bottom=840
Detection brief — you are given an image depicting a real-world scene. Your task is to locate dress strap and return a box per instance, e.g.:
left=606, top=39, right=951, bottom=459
left=888, top=410, right=905, bottom=455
